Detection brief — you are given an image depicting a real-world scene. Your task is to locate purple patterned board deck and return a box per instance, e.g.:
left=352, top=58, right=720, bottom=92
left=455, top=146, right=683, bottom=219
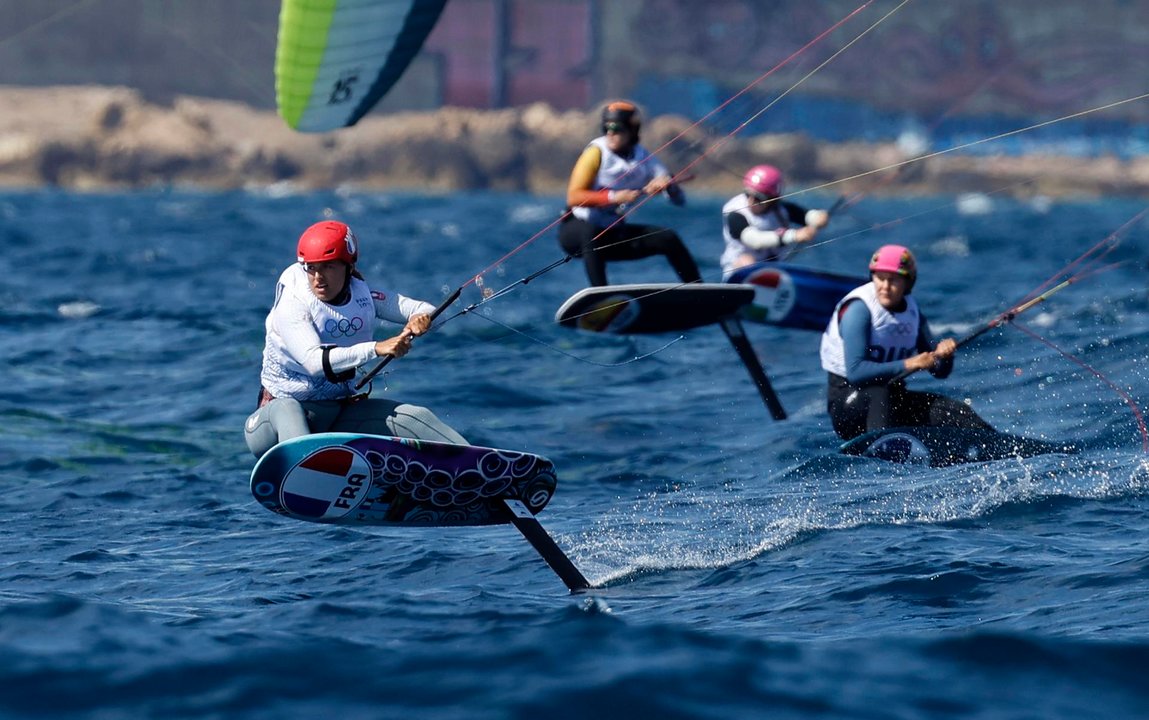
left=250, top=433, right=557, bottom=526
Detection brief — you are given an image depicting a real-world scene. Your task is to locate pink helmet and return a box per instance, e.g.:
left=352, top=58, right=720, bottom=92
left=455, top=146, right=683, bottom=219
left=297, top=221, right=358, bottom=265
left=743, top=164, right=783, bottom=197
left=869, top=244, right=916, bottom=289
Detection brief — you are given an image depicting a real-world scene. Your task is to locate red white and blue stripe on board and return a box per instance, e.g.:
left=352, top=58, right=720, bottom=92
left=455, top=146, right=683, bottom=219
left=280, top=446, right=373, bottom=520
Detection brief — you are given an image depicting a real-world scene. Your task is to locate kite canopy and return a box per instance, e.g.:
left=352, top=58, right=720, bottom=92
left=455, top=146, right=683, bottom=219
left=275, top=0, right=448, bottom=132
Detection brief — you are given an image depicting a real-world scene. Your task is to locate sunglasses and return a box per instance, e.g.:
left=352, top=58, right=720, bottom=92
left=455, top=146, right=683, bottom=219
left=748, top=191, right=777, bottom=203
left=603, top=122, right=628, bottom=134
left=300, top=261, right=344, bottom=275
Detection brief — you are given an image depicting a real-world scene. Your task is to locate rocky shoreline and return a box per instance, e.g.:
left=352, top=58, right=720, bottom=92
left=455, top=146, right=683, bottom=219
left=2, top=86, right=1147, bottom=198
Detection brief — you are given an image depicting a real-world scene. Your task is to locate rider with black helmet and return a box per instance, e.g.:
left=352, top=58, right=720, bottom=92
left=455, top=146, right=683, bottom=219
left=558, top=100, right=700, bottom=287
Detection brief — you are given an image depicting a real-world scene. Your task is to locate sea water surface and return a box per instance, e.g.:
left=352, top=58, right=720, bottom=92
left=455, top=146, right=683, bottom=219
left=2, top=188, right=1149, bottom=719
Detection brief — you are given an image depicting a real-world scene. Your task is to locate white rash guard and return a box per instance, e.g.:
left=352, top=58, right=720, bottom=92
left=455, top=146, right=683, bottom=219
left=259, top=264, right=435, bottom=400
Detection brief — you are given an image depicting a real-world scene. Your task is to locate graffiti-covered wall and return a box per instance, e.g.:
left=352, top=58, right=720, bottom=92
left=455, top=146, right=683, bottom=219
left=595, top=0, right=1149, bottom=154
left=384, top=0, right=1149, bottom=154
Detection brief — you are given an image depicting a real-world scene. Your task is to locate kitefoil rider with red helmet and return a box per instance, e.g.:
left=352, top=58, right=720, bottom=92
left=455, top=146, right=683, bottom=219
left=819, top=244, right=994, bottom=440
left=720, top=164, right=829, bottom=278
left=244, top=220, right=466, bottom=458
left=559, top=100, right=701, bottom=287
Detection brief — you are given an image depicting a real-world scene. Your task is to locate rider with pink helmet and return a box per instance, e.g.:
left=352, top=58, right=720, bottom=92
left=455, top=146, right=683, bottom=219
left=719, top=164, right=830, bottom=279
left=744, top=164, right=784, bottom=198
left=818, top=244, right=994, bottom=440
left=244, top=220, right=467, bottom=458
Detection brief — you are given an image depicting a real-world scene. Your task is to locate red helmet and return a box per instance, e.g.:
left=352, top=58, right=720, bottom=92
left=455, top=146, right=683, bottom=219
left=297, top=221, right=358, bottom=265
left=869, top=244, right=916, bottom=290
left=743, top=165, right=783, bottom=197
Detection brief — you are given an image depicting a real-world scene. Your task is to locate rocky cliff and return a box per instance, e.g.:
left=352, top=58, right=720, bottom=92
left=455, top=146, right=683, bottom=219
left=2, top=86, right=1146, bottom=198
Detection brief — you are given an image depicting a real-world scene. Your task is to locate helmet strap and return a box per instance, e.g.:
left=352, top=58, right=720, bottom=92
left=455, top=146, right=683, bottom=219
left=327, top=265, right=354, bottom=306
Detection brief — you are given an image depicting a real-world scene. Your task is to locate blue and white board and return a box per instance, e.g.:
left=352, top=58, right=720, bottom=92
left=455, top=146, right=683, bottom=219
left=555, top=283, right=754, bottom=334
left=250, top=433, right=557, bottom=526
left=839, top=426, right=1077, bottom=467
left=726, top=262, right=865, bottom=331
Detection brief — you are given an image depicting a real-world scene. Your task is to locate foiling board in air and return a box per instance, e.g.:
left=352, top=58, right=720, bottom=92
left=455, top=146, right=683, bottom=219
left=556, top=283, right=787, bottom=419
left=250, top=433, right=557, bottom=526
left=555, top=283, right=754, bottom=334
left=726, top=262, right=865, bottom=331
left=839, top=426, right=1078, bottom=467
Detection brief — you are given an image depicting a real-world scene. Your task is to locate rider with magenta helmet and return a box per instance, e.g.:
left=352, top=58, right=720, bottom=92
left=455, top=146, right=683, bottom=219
left=719, top=164, right=829, bottom=279
left=819, top=244, right=994, bottom=440
left=244, top=220, right=467, bottom=458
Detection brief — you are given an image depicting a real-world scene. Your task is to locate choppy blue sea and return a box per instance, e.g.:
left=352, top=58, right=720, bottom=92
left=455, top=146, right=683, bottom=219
left=2, top=187, right=1149, bottom=719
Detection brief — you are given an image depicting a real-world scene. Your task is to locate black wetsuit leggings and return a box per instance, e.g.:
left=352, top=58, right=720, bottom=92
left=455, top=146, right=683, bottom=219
left=826, top=373, right=994, bottom=441
left=558, top=216, right=701, bottom=287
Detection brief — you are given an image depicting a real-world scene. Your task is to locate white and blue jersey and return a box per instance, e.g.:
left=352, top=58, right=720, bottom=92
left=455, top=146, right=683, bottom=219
left=820, top=282, right=933, bottom=382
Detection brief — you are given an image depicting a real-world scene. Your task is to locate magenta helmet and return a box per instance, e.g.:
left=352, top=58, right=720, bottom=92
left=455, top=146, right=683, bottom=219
left=869, top=244, right=916, bottom=290
left=743, top=164, right=783, bottom=197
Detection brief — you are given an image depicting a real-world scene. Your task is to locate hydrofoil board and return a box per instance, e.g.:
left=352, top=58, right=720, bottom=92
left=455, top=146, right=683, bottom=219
left=727, top=262, right=864, bottom=331
left=250, top=433, right=590, bottom=592
left=250, top=433, right=557, bottom=526
left=839, top=426, right=1077, bottom=467
left=555, top=283, right=753, bottom=334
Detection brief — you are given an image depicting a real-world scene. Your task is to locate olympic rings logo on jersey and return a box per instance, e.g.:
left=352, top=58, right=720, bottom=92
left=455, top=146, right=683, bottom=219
left=325, top=317, right=365, bottom=337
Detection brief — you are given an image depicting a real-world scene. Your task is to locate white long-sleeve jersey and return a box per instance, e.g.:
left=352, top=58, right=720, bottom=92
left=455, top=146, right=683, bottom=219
left=259, top=264, right=435, bottom=400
